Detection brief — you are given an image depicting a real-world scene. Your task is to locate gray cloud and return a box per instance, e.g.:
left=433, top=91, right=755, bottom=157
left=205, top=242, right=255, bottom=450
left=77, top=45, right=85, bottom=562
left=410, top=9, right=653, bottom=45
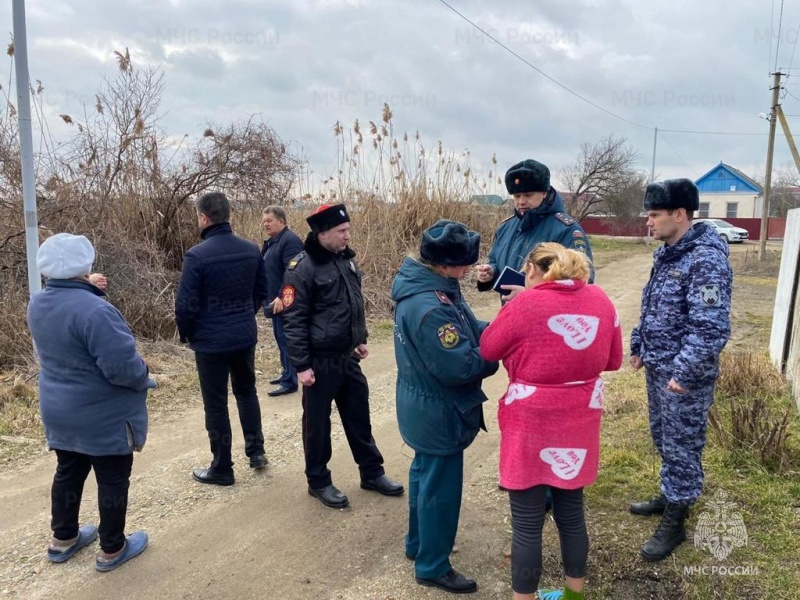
left=3, top=0, right=798, bottom=194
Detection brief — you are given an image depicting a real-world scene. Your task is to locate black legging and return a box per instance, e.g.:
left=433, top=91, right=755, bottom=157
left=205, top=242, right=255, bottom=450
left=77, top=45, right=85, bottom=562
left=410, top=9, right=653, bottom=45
left=508, top=485, right=588, bottom=594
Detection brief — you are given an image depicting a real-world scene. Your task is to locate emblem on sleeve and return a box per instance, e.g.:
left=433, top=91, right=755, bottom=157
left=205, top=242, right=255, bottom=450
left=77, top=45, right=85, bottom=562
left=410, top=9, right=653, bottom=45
left=281, top=284, right=296, bottom=308
left=437, top=323, right=460, bottom=349
left=699, top=284, right=720, bottom=306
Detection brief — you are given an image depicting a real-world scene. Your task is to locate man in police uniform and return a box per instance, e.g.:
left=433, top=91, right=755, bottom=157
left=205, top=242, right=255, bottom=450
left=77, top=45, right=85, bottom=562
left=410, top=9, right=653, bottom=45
left=281, top=203, right=404, bottom=509
left=476, top=158, right=594, bottom=300
left=630, top=178, right=732, bottom=561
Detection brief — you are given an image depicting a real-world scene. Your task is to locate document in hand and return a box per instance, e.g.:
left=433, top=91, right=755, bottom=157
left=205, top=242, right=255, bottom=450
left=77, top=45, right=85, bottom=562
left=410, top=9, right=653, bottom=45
left=492, top=266, right=526, bottom=293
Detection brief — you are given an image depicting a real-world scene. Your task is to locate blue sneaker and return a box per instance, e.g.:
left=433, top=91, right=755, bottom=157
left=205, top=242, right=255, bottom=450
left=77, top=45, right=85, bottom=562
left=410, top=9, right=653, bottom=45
left=538, top=590, right=563, bottom=600
left=47, top=524, right=98, bottom=563
left=95, top=531, right=148, bottom=572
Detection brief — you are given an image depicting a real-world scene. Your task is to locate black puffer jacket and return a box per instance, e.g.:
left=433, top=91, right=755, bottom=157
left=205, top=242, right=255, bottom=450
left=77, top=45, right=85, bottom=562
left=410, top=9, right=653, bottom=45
left=175, top=222, right=268, bottom=353
left=281, top=234, right=368, bottom=371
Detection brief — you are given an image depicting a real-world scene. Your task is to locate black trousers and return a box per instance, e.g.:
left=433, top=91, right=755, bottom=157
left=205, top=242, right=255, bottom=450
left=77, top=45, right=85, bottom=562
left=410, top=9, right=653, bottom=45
left=195, top=345, right=265, bottom=473
left=508, top=485, right=588, bottom=594
left=51, top=449, right=133, bottom=554
left=302, top=354, right=385, bottom=489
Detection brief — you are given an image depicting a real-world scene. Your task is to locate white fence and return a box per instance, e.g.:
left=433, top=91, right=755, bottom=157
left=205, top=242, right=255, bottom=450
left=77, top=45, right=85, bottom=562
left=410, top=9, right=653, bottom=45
left=769, top=208, right=800, bottom=407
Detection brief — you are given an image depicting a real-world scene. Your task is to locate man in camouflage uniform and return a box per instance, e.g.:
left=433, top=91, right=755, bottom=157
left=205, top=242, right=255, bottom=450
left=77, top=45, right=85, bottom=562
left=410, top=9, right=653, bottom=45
left=629, top=178, right=732, bottom=561
left=476, top=158, right=594, bottom=301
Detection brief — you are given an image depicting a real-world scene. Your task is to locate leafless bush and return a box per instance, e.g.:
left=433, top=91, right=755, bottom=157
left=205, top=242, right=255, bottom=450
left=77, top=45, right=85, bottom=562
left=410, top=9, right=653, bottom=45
left=0, top=49, right=305, bottom=369
left=708, top=353, right=798, bottom=473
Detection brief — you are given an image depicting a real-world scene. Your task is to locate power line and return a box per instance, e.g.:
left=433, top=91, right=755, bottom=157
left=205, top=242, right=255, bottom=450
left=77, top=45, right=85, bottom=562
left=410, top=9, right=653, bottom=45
left=775, top=0, right=786, bottom=71
left=787, top=21, right=800, bottom=74
left=435, top=0, right=650, bottom=129
left=437, top=0, right=780, bottom=138
left=660, top=128, right=772, bottom=137
left=784, top=88, right=800, bottom=104
left=660, top=132, right=700, bottom=178
left=770, top=0, right=776, bottom=74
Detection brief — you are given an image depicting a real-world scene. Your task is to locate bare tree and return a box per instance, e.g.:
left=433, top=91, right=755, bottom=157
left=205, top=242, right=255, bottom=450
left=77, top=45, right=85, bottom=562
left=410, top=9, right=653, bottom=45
left=769, top=166, right=800, bottom=217
left=559, top=135, right=639, bottom=221
left=599, top=170, right=649, bottom=233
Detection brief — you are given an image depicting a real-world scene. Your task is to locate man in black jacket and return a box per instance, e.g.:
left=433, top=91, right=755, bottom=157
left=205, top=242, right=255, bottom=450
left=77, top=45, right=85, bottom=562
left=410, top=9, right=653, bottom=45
left=175, top=192, right=269, bottom=486
left=261, top=205, right=304, bottom=397
left=282, top=203, right=404, bottom=508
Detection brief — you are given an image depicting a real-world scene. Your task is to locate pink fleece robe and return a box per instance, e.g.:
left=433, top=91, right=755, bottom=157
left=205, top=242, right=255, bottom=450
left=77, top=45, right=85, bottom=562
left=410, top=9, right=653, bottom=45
left=480, top=280, right=623, bottom=490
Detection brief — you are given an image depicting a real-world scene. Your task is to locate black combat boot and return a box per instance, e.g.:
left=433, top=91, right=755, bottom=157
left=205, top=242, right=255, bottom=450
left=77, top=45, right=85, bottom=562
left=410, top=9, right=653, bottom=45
left=630, top=493, right=667, bottom=516
left=640, top=502, right=689, bottom=561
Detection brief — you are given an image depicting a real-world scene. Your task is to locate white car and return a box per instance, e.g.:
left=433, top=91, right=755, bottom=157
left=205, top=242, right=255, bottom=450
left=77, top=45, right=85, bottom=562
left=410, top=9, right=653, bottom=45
left=694, top=219, right=750, bottom=243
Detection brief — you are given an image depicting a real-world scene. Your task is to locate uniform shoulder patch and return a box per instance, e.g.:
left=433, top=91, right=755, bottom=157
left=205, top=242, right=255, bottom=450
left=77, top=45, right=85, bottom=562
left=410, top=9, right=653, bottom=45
left=281, top=284, right=296, bottom=308
left=434, top=290, right=452, bottom=305
left=286, top=252, right=306, bottom=270
left=437, top=323, right=460, bottom=349
left=573, top=237, right=588, bottom=254
left=699, top=284, right=720, bottom=306
left=554, top=212, right=575, bottom=225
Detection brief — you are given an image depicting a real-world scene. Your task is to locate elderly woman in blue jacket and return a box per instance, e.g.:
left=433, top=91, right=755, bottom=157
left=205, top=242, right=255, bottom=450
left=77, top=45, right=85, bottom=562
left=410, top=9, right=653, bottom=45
left=391, top=220, right=499, bottom=594
left=27, top=233, right=155, bottom=572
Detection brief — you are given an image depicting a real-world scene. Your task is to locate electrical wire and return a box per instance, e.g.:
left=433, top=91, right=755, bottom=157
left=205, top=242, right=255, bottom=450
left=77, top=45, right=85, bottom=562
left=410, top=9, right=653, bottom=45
left=775, top=0, right=786, bottom=72
left=435, top=0, right=651, bottom=129
left=437, top=0, right=779, bottom=138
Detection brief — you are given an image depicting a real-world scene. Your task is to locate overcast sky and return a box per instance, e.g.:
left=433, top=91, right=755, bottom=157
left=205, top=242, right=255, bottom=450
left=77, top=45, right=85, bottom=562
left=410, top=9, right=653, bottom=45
left=3, top=0, right=799, bottom=196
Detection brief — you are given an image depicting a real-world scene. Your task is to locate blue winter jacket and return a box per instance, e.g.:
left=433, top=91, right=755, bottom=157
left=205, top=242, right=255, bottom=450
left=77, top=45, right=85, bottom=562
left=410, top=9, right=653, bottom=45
left=175, top=222, right=269, bottom=353
left=392, top=258, right=499, bottom=455
left=28, top=280, right=156, bottom=456
left=261, top=226, right=304, bottom=315
left=630, top=221, right=732, bottom=389
left=479, top=188, right=594, bottom=290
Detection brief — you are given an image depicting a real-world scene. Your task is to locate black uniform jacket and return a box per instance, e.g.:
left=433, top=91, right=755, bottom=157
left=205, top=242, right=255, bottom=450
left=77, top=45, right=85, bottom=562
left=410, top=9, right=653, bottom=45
left=281, top=234, right=368, bottom=372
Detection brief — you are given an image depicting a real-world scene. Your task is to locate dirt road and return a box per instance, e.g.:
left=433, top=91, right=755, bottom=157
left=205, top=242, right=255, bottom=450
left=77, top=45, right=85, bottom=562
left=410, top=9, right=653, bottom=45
left=0, top=252, right=654, bottom=600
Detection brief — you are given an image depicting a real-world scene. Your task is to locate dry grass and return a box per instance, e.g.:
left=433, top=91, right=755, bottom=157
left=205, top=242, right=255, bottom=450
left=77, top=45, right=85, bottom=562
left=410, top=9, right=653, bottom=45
left=709, top=353, right=799, bottom=473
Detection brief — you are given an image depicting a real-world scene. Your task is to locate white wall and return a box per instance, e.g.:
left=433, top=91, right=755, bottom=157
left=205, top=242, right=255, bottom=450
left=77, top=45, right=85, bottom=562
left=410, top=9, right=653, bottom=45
left=698, top=193, right=760, bottom=218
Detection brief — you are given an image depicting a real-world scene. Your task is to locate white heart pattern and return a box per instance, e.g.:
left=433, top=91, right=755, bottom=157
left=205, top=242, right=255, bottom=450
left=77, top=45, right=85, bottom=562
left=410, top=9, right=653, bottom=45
left=540, top=448, right=587, bottom=480
left=504, top=383, right=537, bottom=405
left=614, top=309, right=620, bottom=328
left=548, top=314, right=599, bottom=350
left=589, top=378, right=605, bottom=409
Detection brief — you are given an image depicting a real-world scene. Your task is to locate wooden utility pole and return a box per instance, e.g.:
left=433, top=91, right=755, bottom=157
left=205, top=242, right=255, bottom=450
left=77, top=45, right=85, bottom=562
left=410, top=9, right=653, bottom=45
left=760, top=71, right=783, bottom=261
left=776, top=104, right=800, bottom=176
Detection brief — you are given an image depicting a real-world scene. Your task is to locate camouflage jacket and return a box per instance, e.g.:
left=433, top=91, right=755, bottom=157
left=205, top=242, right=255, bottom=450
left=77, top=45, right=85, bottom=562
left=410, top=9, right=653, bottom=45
left=630, top=222, right=732, bottom=390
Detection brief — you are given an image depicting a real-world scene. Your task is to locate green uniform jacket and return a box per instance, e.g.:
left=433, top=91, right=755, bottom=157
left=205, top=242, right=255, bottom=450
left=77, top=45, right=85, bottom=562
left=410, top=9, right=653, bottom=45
left=391, top=258, right=499, bottom=455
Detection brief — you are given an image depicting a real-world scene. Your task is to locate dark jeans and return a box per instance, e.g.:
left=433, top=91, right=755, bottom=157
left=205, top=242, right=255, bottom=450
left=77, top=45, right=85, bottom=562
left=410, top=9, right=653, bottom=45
left=272, top=316, right=297, bottom=388
left=302, top=354, right=384, bottom=488
left=51, top=449, right=133, bottom=554
left=195, top=345, right=265, bottom=473
left=508, top=486, right=588, bottom=594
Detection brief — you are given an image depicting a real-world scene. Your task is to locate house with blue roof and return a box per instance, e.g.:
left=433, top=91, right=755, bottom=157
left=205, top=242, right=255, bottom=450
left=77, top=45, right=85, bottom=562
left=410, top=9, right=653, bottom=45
left=694, top=162, right=764, bottom=219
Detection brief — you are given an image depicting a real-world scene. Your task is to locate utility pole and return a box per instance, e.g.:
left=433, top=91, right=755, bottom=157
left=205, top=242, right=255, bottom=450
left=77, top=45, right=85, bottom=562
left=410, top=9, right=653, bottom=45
left=12, top=0, right=41, bottom=296
left=759, top=71, right=783, bottom=261
left=646, top=127, right=658, bottom=246
left=650, top=126, right=658, bottom=182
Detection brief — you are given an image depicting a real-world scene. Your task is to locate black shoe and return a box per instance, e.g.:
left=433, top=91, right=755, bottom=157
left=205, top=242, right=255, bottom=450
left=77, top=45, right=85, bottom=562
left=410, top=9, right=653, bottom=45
left=268, top=385, right=298, bottom=397
left=249, top=454, right=268, bottom=469
left=360, top=474, right=405, bottom=496
left=640, top=503, right=690, bottom=561
left=416, top=568, right=478, bottom=594
left=269, top=377, right=282, bottom=385
left=192, top=468, right=234, bottom=486
left=308, top=484, right=349, bottom=508
left=630, top=493, right=668, bottom=516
